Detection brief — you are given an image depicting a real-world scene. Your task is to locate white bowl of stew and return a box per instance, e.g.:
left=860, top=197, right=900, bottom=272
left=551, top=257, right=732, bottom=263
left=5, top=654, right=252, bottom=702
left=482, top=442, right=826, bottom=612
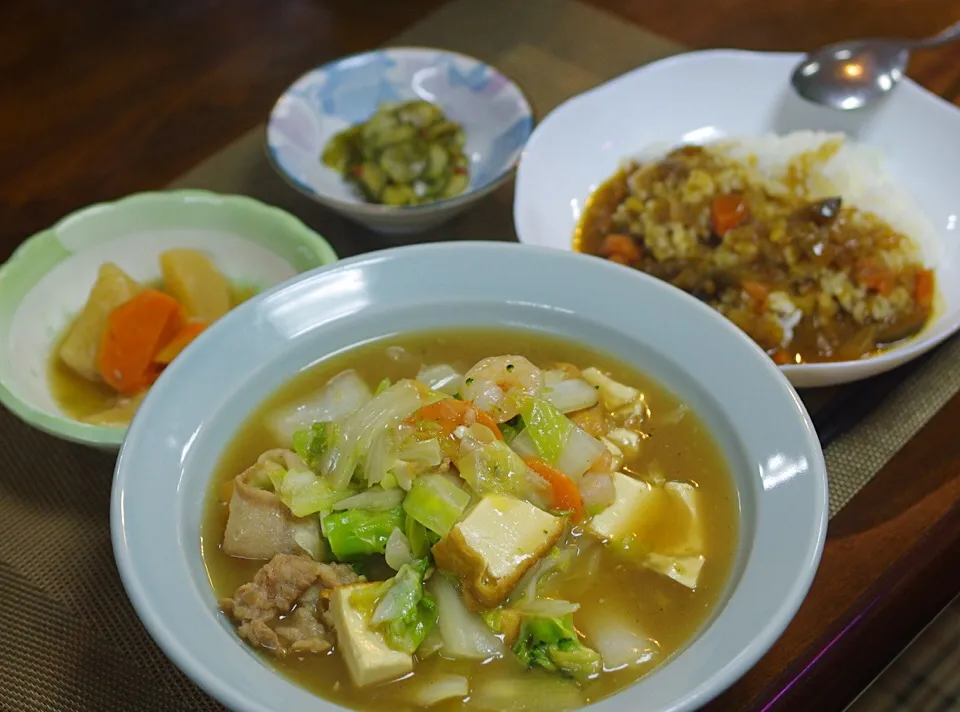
left=514, top=50, right=960, bottom=388
left=112, top=242, right=827, bottom=712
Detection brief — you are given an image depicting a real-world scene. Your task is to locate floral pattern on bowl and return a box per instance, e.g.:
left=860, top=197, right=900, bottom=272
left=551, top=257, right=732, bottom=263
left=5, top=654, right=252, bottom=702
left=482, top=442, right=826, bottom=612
left=267, top=47, right=534, bottom=234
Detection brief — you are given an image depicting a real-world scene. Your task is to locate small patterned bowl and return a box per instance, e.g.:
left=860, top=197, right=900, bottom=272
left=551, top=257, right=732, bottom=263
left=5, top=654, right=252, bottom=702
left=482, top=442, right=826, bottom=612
left=267, top=47, right=534, bottom=235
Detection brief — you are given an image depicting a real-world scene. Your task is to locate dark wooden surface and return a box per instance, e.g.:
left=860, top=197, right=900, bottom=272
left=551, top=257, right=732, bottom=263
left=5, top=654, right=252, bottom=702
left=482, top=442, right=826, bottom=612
left=5, top=1, right=960, bottom=710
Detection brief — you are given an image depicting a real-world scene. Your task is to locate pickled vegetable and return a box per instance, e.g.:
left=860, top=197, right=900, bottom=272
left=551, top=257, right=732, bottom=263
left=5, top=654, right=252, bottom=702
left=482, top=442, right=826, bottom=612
left=321, top=100, right=470, bottom=206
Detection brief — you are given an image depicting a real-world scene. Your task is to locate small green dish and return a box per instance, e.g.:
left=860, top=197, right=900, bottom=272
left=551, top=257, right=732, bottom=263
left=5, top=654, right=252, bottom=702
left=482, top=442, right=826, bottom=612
left=0, top=190, right=337, bottom=450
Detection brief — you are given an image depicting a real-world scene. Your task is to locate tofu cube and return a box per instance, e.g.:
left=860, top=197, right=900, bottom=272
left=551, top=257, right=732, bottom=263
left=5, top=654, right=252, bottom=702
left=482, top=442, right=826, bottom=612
left=587, top=472, right=661, bottom=542
left=645, top=553, right=705, bottom=589
left=588, top=475, right=707, bottom=588
left=663, top=482, right=703, bottom=556
left=328, top=584, right=413, bottom=687
left=432, top=495, right=564, bottom=609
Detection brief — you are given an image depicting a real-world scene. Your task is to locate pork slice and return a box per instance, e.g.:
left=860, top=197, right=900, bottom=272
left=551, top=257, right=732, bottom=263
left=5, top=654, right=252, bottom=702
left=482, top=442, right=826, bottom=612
left=222, top=449, right=320, bottom=560
left=221, top=555, right=360, bottom=658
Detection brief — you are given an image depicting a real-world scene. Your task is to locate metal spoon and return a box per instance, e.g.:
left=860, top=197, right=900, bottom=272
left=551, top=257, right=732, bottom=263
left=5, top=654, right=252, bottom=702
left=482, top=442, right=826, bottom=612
left=791, top=20, right=960, bottom=110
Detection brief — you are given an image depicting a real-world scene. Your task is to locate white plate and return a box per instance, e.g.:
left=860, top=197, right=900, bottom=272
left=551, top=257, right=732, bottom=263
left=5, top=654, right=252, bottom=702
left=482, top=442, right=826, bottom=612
left=514, top=49, right=960, bottom=388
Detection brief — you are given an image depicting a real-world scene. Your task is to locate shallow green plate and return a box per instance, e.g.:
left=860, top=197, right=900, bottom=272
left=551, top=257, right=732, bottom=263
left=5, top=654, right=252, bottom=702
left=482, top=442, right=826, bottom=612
left=0, top=190, right=338, bottom=449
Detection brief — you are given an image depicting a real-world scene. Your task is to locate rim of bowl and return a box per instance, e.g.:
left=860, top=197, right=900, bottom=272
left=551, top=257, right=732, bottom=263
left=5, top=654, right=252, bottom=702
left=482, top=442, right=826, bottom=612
left=265, top=45, right=537, bottom=216
left=112, top=241, right=828, bottom=712
left=0, top=189, right=339, bottom=448
left=513, top=47, right=959, bottom=378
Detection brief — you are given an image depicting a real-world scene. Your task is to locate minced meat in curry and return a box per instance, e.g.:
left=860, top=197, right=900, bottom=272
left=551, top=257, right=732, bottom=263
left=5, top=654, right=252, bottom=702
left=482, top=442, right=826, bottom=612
left=575, top=144, right=935, bottom=364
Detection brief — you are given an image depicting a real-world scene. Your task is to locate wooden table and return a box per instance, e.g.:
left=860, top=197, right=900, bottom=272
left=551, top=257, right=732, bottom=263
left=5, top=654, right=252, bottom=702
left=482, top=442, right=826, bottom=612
left=5, top=1, right=960, bottom=710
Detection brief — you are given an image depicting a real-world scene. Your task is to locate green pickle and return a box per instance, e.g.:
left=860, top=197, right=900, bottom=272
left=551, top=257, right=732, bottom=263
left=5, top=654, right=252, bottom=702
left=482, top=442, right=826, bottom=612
left=320, top=100, right=470, bottom=206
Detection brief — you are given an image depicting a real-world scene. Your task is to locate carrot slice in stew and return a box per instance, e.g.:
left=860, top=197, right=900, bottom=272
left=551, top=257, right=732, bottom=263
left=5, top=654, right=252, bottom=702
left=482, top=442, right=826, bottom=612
left=97, top=289, right=184, bottom=394
left=154, top=321, right=208, bottom=365
left=710, top=194, right=748, bottom=236
left=915, top=269, right=934, bottom=310
left=409, top=399, right=503, bottom=440
left=524, top=458, right=584, bottom=522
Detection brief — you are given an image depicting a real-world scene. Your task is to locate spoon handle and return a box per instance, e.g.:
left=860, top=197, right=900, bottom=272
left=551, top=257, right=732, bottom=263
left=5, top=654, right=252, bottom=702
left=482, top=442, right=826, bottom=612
left=913, top=19, right=960, bottom=49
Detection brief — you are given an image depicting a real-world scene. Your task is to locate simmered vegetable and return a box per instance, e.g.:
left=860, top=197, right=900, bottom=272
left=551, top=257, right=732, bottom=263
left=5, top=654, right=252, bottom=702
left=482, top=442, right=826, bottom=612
left=59, top=262, right=141, bottom=382
left=51, top=249, right=243, bottom=426
left=321, top=100, right=470, bottom=206
left=160, top=249, right=232, bottom=322
left=98, top=289, right=183, bottom=394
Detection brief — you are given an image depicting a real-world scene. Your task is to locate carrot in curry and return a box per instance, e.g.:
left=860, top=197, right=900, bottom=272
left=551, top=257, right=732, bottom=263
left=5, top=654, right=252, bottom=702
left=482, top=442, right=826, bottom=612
left=915, top=269, right=934, bottom=310
left=97, top=289, right=184, bottom=394
left=600, top=234, right=641, bottom=264
left=155, top=321, right=208, bottom=365
left=710, top=193, right=748, bottom=236
left=741, top=281, right=769, bottom=311
left=525, top=457, right=584, bottom=522
left=855, top=257, right=896, bottom=296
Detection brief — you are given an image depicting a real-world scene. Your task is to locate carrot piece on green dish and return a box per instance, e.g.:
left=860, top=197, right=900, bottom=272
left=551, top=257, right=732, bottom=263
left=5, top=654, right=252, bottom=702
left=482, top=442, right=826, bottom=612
left=97, top=289, right=184, bottom=394
left=154, top=321, right=208, bottom=365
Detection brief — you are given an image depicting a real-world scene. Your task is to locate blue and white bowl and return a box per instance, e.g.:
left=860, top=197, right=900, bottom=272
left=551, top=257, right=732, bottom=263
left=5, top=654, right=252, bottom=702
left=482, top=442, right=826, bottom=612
left=267, top=47, right=534, bottom=235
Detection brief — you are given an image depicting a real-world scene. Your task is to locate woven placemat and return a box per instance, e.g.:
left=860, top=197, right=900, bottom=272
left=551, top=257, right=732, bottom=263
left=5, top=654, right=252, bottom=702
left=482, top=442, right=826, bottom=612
left=2, top=0, right=959, bottom=710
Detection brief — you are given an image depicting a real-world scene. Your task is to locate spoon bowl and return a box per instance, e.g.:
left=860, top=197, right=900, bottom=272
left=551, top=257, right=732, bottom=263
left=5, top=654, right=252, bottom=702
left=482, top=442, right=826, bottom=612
left=792, top=41, right=909, bottom=110
left=791, top=21, right=960, bottom=110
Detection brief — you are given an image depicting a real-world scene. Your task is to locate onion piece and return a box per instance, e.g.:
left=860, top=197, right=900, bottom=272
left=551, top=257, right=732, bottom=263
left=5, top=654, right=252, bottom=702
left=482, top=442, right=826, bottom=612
left=661, top=403, right=688, bottom=425
left=508, top=429, right=539, bottom=460
left=555, top=426, right=606, bottom=482
left=510, top=420, right=604, bottom=483
left=416, top=364, right=463, bottom=396
left=543, top=378, right=600, bottom=413
left=581, top=368, right=640, bottom=410
left=384, top=527, right=413, bottom=570
left=514, top=598, right=580, bottom=618
left=406, top=674, right=469, bottom=707
left=333, top=487, right=405, bottom=511
left=606, top=428, right=642, bottom=457
left=430, top=575, right=503, bottom=660
left=579, top=610, right=659, bottom=671
left=416, top=624, right=444, bottom=658
left=579, top=472, right=615, bottom=514
left=265, top=369, right=372, bottom=446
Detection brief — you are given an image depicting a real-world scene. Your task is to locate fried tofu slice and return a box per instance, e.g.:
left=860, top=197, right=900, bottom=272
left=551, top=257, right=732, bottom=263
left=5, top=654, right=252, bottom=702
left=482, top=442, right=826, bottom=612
left=432, top=495, right=564, bottom=610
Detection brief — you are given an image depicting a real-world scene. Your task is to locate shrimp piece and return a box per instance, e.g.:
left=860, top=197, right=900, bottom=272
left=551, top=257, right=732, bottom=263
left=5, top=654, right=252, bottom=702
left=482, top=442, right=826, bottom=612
left=461, top=355, right=544, bottom=422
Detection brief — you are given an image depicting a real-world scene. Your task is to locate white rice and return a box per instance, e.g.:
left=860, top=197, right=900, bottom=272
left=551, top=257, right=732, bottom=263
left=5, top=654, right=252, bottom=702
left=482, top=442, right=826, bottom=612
left=632, top=131, right=939, bottom=267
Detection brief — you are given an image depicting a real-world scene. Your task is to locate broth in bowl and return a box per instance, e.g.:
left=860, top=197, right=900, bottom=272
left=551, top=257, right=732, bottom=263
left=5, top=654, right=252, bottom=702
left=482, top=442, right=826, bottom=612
left=201, top=330, right=739, bottom=711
